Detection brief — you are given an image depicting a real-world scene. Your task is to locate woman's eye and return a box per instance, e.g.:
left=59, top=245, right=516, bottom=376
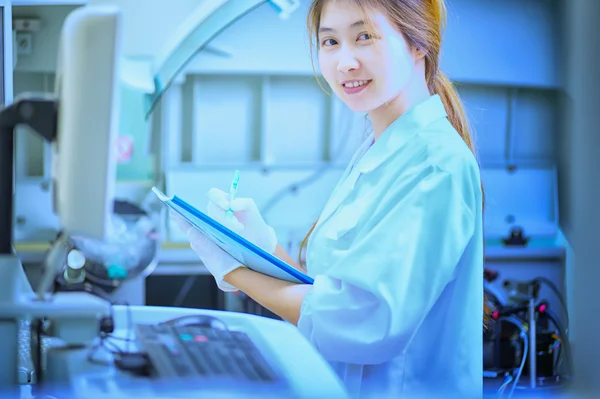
left=322, top=38, right=337, bottom=47
left=358, top=33, right=373, bottom=41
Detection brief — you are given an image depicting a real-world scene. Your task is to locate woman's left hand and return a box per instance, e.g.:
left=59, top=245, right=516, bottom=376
left=171, top=212, right=244, bottom=291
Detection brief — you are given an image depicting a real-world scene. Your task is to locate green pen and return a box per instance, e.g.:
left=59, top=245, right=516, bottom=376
left=226, top=170, right=241, bottom=217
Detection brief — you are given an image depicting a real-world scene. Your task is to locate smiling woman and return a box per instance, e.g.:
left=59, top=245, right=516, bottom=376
left=176, top=0, right=487, bottom=398
left=300, top=0, right=487, bottom=396
left=313, top=2, right=427, bottom=135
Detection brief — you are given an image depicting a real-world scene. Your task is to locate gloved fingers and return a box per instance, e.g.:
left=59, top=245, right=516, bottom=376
left=229, top=197, right=257, bottom=213
left=188, top=228, right=239, bottom=261
left=179, top=217, right=244, bottom=294
left=188, top=228, right=225, bottom=258
left=207, top=187, right=230, bottom=211
left=206, top=199, right=227, bottom=220
left=207, top=200, right=244, bottom=233
left=170, top=211, right=193, bottom=236
left=187, top=227, right=212, bottom=248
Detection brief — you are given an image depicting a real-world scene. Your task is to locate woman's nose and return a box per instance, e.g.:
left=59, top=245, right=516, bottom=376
left=337, top=48, right=360, bottom=73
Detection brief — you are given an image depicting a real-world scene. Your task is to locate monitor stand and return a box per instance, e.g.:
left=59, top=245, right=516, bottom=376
left=0, top=96, right=58, bottom=254
left=0, top=97, right=111, bottom=392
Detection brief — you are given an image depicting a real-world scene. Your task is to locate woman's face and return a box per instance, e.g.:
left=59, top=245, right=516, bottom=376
left=317, top=2, right=420, bottom=113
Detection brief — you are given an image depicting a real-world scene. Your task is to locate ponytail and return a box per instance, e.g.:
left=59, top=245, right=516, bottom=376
left=431, top=70, right=491, bottom=328
left=430, top=70, right=484, bottom=208
left=431, top=71, right=477, bottom=156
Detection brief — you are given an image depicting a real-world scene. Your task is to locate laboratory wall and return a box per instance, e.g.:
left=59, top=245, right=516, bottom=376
left=11, top=0, right=568, bottom=324
left=558, top=0, right=600, bottom=394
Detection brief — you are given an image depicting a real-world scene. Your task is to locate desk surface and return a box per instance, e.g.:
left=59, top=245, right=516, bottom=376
left=47, top=305, right=348, bottom=399
left=16, top=237, right=567, bottom=268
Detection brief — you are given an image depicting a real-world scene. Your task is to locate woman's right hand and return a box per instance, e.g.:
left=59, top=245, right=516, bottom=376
left=207, top=188, right=278, bottom=254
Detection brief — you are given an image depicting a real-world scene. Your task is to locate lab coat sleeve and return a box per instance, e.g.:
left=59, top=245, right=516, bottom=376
left=297, top=168, right=477, bottom=365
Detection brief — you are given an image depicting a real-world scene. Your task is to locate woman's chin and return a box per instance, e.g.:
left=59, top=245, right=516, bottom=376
left=342, top=99, right=374, bottom=114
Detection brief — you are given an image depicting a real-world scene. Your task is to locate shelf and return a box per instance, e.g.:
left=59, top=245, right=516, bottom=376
left=15, top=240, right=567, bottom=266
left=12, top=0, right=87, bottom=6
left=261, top=75, right=329, bottom=165
left=169, top=71, right=560, bottom=169
left=174, top=74, right=363, bottom=168
left=190, top=75, right=262, bottom=164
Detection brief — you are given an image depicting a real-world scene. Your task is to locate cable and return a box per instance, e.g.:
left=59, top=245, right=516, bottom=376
left=539, top=312, right=565, bottom=376
left=553, top=338, right=562, bottom=374
left=173, top=275, right=198, bottom=307
left=101, top=336, right=125, bottom=354
left=543, top=308, right=572, bottom=378
left=81, top=285, right=135, bottom=354
left=498, top=316, right=528, bottom=399
left=260, top=163, right=331, bottom=219
left=261, top=111, right=370, bottom=219
left=86, top=299, right=137, bottom=369
left=84, top=271, right=120, bottom=291
left=86, top=341, right=114, bottom=367
left=532, top=277, right=569, bottom=328
left=496, top=373, right=513, bottom=398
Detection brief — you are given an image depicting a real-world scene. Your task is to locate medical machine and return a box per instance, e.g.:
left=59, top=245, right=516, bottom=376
left=483, top=272, right=571, bottom=397
left=0, top=4, right=121, bottom=392
left=0, top=1, right=347, bottom=398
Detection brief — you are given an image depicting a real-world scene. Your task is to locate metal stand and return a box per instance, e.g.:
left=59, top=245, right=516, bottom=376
left=0, top=97, right=57, bottom=390
left=0, top=96, right=58, bottom=255
left=503, top=279, right=542, bottom=391
left=0, top=123, right=15, bottom=254
left=0, top=96, right=128, bottom=395
left=0, top=254, right=35, bottom=392
left=528, top=295, right=537, bottom=389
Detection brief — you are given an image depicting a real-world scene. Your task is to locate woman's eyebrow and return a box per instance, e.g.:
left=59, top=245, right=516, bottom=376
left=319, top=19, right=366, bottom=34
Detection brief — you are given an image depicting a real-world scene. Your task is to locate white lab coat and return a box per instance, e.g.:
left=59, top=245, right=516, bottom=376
left=297, top=95, right=484, bottom=399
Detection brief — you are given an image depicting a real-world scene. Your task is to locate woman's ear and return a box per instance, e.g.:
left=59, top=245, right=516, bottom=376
left=415, top=47, right=428, bottom=59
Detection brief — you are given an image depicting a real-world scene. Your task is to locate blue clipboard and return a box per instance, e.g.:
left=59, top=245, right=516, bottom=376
left=153, top=187, right=314, bottom=285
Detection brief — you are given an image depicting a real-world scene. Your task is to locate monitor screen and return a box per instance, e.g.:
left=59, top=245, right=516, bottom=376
left=52, top=6, right=122, bottom=242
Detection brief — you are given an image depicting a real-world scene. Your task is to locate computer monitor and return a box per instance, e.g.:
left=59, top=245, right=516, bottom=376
left=52, top=5, right=122, bottom=242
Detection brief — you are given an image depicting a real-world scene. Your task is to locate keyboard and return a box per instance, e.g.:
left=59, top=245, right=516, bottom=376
left=134, top=322, right=282, bottom=384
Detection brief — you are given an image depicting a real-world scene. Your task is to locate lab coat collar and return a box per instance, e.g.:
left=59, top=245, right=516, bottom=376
left=314, top=95, right=447, bottom=232
left=355, top=94, right=447, bottom=174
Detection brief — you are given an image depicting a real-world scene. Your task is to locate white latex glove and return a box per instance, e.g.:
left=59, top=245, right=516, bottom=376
left=207, top=188, right=278, bottom=254
left=171, top=211, right=242, bottom=292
